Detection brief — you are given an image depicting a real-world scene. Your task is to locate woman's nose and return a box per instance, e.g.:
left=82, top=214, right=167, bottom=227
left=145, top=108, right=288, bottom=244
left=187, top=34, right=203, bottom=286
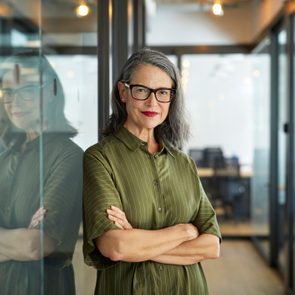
left=11, top=92, right=22, bottom=105
left=145, top=92, right=158, bottom=105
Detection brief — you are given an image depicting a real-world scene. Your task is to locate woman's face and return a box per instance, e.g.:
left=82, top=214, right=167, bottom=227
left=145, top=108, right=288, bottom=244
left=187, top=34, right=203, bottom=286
left=2, top=63, right=51, bottom=133
left=118, top=64, right=173, bottom=134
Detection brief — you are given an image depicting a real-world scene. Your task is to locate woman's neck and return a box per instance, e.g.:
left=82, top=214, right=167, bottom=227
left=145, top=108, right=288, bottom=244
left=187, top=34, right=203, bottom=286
left=26, top=131, right=39, bottom=142
left=124, top=124, right=160, bottom=154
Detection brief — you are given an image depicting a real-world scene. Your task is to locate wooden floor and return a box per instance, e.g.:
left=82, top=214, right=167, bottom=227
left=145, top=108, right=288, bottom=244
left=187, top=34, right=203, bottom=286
left=73, top=239, right=287, bottom=295
left=202, top=240, right=286, bottom=295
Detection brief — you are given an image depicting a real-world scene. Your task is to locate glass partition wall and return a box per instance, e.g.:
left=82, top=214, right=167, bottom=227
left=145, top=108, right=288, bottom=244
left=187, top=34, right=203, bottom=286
left=0, top=1, right=98, bottom=294
left=182, top=54, right=254, bottom=237
left=251, top=38, right=272, bottom=259
left=0, top=1, right=143, bottom=294
left=251, top=15, right=295, bottom=294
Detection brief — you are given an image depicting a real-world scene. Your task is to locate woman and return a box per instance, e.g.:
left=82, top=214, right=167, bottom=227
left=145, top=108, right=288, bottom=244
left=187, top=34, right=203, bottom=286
left=83, top=48, right=221, bottom=294
left=0, top=52, right=83, bottom=294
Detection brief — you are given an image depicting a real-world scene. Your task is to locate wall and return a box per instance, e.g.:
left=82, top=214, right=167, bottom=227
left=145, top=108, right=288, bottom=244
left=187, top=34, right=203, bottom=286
left=146, top=3, right=253, bottom=45
left=146, top=0, right=285, bottom=46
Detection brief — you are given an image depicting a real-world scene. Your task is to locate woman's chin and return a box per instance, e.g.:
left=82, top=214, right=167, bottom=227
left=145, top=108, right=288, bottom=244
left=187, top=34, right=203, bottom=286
left=11, top=121, right=38, bottom=133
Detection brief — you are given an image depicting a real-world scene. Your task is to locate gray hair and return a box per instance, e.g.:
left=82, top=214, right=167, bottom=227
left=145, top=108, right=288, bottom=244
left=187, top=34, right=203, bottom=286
left=103, top=48, right=189, bottom=148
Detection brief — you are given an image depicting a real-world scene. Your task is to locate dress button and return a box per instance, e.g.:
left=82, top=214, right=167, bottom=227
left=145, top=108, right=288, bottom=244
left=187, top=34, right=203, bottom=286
left=158, top=207, right=162, bottom=212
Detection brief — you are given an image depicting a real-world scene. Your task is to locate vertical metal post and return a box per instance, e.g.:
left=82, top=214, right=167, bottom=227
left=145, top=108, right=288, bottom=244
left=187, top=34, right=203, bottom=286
left=286, top=12, right=294, bottom=292
left=112, top=0, right=129, bottom=84
left=133, top=0, right=146, bottom=52
left=269, top=27, right=279, bottom=268
left=98, top=0, right=111, bottom=139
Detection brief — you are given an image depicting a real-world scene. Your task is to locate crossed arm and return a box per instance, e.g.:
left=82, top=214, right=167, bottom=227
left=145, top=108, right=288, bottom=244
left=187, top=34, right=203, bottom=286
left=96, top=206, right=220, bottom=265
left=0, top=208, right=56, bottom=262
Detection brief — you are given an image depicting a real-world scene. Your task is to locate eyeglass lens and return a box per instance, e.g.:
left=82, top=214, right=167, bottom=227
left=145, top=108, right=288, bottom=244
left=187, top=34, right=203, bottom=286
left=131, top=85, right=174, bottom=102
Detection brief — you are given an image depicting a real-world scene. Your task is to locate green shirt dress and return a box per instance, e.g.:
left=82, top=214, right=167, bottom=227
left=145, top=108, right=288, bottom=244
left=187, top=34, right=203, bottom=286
left=83, top=127, right=221, bottom=295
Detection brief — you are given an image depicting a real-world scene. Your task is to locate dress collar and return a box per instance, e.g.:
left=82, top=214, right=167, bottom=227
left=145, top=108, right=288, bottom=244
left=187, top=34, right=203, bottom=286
left=114, top=127, right=175, bottom=158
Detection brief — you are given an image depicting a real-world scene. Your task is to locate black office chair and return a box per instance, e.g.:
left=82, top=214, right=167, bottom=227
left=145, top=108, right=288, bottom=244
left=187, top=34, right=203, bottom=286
left=189, top=148, right=204, bottom=167
left=202, top=147, right=225, bottom=169
left=219, top=157, right=247, bottom=220
left=201, top=147, right=226, bottom=208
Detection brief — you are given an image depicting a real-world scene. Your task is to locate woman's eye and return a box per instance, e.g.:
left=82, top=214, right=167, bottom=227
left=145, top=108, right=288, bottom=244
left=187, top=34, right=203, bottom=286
left=136, top=87, right=148, bottom=93
left=159, top=89, right=168, bottom=95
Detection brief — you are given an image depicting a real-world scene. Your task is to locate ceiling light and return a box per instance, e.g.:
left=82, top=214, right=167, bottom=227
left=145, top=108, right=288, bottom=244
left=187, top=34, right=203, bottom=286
left=75, top=1, right=90, bottom=17
left=212, top=0, right=224, bottom=16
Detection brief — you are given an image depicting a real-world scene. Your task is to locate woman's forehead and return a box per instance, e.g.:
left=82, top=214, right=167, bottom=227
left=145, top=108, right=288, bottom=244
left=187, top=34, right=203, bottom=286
left=2, top=63, right=42, bottom=86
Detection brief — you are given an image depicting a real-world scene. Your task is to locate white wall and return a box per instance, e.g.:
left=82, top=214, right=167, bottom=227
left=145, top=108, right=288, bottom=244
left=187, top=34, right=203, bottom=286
left=147, top=3, right=253, bottom=45
left=146, top=0, right=285, bottom=46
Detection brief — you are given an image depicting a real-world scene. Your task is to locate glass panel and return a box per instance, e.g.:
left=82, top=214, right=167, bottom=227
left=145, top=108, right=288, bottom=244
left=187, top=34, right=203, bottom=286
left=277, top=28, right=288, bottom=280
left=251, top=38, right=271, bottom=257
left=182, top=54, right=254, bottom=236
left=0, top=1, right=97, bottom=294
left=0, top=2, right=45, bottom=294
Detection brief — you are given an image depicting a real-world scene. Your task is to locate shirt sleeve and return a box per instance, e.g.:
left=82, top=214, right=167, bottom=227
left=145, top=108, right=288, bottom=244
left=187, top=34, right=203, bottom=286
left=37, top=144, right=83, bottom=254
left=190, top=159, right=222, bottom=241
left=82, top=146, right=123, bottom=270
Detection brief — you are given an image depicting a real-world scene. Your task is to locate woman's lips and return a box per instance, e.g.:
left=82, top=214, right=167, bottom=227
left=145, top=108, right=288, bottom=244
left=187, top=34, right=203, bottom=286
left=142, top=111, right=158, bottom=117
left=11, top=112, right=28, bottom=118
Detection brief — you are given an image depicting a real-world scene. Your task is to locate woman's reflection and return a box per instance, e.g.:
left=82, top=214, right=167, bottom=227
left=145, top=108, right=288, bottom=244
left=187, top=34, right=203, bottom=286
left=0, top=52, right=83, bottom=295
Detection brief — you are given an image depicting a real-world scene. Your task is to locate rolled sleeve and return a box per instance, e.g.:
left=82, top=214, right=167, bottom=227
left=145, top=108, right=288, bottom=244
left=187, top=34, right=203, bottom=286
left=82, top=147, right=123, bottom=269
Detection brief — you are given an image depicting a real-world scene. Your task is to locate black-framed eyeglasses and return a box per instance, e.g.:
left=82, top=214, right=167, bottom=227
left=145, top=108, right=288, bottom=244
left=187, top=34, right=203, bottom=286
left=124, top=83, right=176, bottom=103
left=0, top=81, right=52, bottom=104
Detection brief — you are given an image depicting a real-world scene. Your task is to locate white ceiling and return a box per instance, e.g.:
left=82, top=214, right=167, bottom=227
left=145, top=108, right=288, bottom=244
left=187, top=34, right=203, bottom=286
left=155, top=0, right=254, bottom=5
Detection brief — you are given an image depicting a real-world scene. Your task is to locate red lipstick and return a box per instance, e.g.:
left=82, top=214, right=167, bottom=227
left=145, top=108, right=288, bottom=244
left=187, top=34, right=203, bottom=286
left=142, top=111, right=158, bottom=117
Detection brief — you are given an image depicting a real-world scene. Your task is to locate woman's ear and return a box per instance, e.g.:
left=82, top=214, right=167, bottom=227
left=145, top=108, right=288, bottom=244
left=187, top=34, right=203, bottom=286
left=117, top=81, right=127, bottom=102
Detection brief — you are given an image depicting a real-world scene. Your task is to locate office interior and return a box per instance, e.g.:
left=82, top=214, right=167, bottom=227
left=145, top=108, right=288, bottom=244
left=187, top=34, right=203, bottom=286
left=0, top=0, right=294, bottom=294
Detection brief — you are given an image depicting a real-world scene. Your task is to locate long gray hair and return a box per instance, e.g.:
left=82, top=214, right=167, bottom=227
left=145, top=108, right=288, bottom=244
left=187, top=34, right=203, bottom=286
left=103, top=48, right=189, bottom=148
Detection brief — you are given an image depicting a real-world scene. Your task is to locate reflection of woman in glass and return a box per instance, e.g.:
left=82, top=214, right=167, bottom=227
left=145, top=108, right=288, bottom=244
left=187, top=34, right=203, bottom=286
left=0, top=102, right=14, bottom=152
left=0, top=52, right=83, bottom=295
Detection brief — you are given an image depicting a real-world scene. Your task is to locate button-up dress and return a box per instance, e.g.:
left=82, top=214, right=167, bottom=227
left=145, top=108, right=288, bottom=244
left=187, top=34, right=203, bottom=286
left=83, top=127, right=221, bottom=295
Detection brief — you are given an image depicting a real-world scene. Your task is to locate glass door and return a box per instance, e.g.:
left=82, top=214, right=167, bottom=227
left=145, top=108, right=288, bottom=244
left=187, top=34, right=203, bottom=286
left=0, top=1, right=98, bottom=294
left=251, top=37, right=272, bottom=259
left=277, top=27, right=288, bottom=283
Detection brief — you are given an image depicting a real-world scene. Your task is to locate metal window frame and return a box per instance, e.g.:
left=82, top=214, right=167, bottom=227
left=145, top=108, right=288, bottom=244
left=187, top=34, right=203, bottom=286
left=286, top=11, right=295, bottom=293
left=97, top=0, right=112, bottom=139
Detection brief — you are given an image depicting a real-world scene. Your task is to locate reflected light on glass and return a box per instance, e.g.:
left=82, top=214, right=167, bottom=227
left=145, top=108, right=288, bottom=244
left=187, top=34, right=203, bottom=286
left=212, top=1, right=224, bottom=16
left=182, top=59, right=190, bottom=68
left=0, top=4, right=10, bottom=17
left=67, top=70, right=76, bottom=79
left=26, top=40, right=41, bottom=48
left=243, top=77, right=252, bottom=86
left=76, top=2, right=90, bottom=17
left=252, top=69, right=261, bottom=78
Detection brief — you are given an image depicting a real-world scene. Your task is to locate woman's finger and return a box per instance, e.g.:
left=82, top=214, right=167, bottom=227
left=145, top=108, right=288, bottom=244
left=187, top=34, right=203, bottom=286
left=107, top=214, right=132, bottom=230
left=107, top=209, right=126, bottom=221
left=110, top=205, right=126, bottom=215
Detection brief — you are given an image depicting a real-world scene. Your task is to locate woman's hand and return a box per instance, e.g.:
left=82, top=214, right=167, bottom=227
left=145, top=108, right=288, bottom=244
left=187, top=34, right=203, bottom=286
left=182, top=223, right=199, bottom=240
left=107, top=205, right=133, bottom=230
left=28, top=207, right=47, bottom=229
